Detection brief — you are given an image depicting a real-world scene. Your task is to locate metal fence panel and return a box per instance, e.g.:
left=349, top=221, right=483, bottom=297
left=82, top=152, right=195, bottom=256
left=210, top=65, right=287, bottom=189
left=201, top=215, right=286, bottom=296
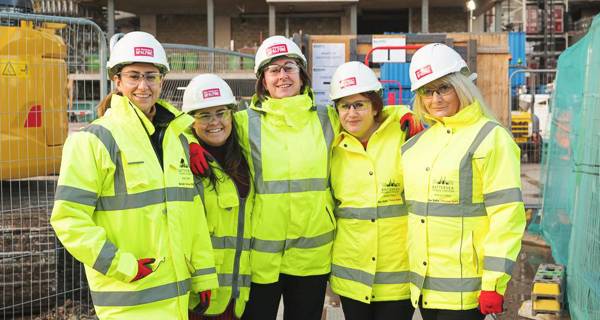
left=0, top=12, right=106, bottom=319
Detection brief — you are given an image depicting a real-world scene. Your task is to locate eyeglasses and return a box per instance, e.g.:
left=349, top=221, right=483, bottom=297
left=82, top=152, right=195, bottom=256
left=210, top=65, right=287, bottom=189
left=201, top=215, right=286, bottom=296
left=336, top=100, right=371, bottom=113
left=418, top=84, right=454, bottom=98
left=192, top=109, right=232, bottom=125
left=264, top=62, right=300, bottom=76
left=118, top=72, right=163, bottom=86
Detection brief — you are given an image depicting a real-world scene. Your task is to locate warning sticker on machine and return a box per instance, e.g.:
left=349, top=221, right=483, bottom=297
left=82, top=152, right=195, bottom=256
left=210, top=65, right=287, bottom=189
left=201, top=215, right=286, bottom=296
left=0, top=60, right=29, bottom=77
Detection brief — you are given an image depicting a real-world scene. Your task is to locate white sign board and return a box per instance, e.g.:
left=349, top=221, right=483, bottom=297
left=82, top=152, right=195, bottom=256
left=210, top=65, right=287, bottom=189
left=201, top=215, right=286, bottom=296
left=311, top=43, right=345, bottom=107
left=371, top=36, right=407, bottom=63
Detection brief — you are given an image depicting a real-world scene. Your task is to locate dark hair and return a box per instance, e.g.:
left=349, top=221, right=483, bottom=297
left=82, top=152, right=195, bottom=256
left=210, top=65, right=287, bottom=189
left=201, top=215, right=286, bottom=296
left=255, top=58, right=311, bottom=101
left=193, top=114, right=250, bottom=192
left=334, top=91, right=384, bottom=122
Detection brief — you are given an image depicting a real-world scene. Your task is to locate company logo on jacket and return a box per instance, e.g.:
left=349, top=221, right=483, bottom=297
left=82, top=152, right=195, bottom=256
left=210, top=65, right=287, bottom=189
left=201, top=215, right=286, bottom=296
left=266, top=44, right=288, bottom=56
left=432, top=176, right=455, bottom=195
left=134, top=47, right=154, bottom=57
left=203, top=88, right=221, bottom=99
left=340, top=77, right=357, bottom=89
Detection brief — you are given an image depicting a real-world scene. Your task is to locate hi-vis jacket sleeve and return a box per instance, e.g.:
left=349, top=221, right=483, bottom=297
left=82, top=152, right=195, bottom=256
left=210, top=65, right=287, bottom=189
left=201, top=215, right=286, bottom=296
left=478, top=128, right=526, bottom=294
left=51, top=132, right=138, bottom=283
left=189, top=183, right=218, bottom=293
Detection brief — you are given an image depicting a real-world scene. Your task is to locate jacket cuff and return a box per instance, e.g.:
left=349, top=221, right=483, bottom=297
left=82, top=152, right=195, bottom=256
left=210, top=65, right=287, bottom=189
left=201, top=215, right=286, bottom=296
left=107, top=251, right=137, bottom=283
left=191, top=274, right=219, bottom=293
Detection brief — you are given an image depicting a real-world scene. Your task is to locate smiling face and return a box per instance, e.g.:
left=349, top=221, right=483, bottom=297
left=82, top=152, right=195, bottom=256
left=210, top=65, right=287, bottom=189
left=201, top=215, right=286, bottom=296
left=191, top=105, right=233, bottom=147
left=337, top=93, right=378, bottom=142
left=421, top=83, right=461, bottom=118
left=114, top=63, right=162, bottom=114
left=261, top=58, right=303, bottom=99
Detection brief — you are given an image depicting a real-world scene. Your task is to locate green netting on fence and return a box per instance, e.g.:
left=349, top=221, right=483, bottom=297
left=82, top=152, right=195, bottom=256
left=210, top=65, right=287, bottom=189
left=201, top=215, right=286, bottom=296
left=542, top=14, right=600, bottom=320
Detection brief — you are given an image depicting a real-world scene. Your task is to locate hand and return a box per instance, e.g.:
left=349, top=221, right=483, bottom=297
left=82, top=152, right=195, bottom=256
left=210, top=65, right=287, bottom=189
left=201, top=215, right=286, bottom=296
left=479, top=290, right=504, bottom=314
left=189, top=143, right=211, bottom=176
left=191, top=290, right=211, bottom=315
left=131, top=258, right=155, bottom=282
left=400, top=113, right=424, bottom=139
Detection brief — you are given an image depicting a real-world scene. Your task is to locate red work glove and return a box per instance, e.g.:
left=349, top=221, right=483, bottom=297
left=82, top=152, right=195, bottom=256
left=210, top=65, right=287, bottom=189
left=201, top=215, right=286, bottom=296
left=191, top=290, right=211, bottom=316
left=479, top=290, right=504, bottom=314
left=130, top=258, right=155, bottom=282
left=400, top=113, right=424, bottom=139
left=189, top=143, right=211, bottom=177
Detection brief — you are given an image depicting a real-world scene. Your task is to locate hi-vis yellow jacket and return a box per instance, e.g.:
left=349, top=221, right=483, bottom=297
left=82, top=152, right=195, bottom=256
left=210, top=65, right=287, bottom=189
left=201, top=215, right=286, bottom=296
left=401, top=101, right=526, bottom=310
left=51, top=95, right=218, bottom=320
left=234, top=90, right=340, bottom=284
left=330, top=105, right=412, bottom=303
left=190, top=159, right=253, bottom=318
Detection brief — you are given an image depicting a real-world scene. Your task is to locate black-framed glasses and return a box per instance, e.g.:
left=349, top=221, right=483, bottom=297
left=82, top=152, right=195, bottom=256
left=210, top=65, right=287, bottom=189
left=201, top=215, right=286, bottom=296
left=264, top=62, right=300, bottom=76
left=192, top=109, right=233, bottom=125
left=118, top=72, right=163, bottom=86
left=418, top=84, right=454, bottom=98
left=336, top=100, right=371, bottom=113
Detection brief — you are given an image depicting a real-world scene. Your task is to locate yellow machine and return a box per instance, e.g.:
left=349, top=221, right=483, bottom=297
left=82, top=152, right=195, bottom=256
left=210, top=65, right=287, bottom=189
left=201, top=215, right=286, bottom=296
left=0, top=8, right=68, bottom=179
left=511, top=110, right=542, bottom=163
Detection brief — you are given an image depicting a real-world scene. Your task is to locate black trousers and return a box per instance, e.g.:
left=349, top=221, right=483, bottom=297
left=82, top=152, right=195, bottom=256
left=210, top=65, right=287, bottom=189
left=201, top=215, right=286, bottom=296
left=418, top=307, right=486, bottom=320
left=241, top=273, right=328, bottom=320
left=340, top=296, right=415, bottom=320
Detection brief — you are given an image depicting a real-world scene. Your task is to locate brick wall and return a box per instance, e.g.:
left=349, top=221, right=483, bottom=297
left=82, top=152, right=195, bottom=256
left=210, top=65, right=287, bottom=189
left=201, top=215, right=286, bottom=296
left=156, top=14, right=208, bottom=45
left=411, top=7, right=468, bottom=33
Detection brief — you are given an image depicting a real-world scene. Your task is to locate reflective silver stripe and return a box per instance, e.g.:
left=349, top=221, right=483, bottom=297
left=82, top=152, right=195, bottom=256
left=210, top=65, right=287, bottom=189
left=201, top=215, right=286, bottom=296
left=334, top=205, right=407, bottom=220
left=92, top=240, right=117, bottom=275
left=252, top=230, right=334, bottom=253
left=91, top=279, right=191, bottom=307
left=484, top=188, right=523, bottom=207
left=407, top=201, right=486, bottom=217
left=374, top=271, right=410, bottom=284
left=459, top=121, right=498, bottom=205
left=483, top=256, right=515, bottom=274
left=401, top=129, right=427, bottom=154
left=232, top=197, right=247, bottom=298
left=96, top=187, right=196, bottom=211
left=332, top=265, right=409, bottom=286
left=211, top=236, right=252, bottom=251
left=82, top=124, right=126, bottom=195
left=191, top=267, right=217, bottom=277
left=410, top=272, right=481, bottom=292
left=247, top=107, right=334, bottom=194
left=179, top=134, right=190, bottom=165
left=218, top=273, right=251, bottom=288
left=54, top=185, right=98, bottom=207
left=331, top=264, right=373, bottom=286
left=284, top=230, right=334, bottom=250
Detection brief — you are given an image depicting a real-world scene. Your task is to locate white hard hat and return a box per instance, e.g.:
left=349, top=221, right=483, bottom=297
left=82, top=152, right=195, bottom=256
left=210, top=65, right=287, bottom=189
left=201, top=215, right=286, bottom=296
left=107, top=31, right=169, bottom=78
left=254, top=35, right=306, bottom=75
left=409, top=43, right=476, bottom=91
left=329, top=61, right=382, bottom=100
left=182, top=74, right=236, bottom=113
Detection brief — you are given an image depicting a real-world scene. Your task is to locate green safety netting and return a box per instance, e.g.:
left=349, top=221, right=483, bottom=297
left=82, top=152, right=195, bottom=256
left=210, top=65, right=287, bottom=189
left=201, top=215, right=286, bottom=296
left=541, top=14, right=600, bottom=320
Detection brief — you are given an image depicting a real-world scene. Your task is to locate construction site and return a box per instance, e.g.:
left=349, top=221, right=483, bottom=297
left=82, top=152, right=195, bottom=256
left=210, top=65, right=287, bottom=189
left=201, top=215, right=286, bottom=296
left=0, top=0, right=599, bottom=319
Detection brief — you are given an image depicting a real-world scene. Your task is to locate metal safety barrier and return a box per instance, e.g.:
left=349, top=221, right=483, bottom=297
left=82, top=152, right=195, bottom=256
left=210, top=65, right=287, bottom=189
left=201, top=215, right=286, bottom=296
left=1, top=11, right=106, bottom=319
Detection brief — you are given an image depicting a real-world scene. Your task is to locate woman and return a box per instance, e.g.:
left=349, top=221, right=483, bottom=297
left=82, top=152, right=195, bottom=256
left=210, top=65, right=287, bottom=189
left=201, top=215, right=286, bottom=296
left=50, top=31, right=218, bottom=319
left=234, top=35, right=340, bottom=320
left=328, top=61, right=416, bottom=320
left=182, top=74, right=253, bottom=320
left=402, top=43, right=526, bottom=320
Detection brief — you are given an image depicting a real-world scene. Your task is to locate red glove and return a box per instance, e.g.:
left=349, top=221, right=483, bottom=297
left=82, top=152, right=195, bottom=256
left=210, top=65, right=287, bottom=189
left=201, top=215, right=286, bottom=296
left=131, top=258, right=155, bottom=282
left=191, top=290, right=211, bottom=315
left=479, top=290, right=504, bottom=314
left=189, top=143, right=211, bottom=176
left=400, top=113, right=424, bottom=139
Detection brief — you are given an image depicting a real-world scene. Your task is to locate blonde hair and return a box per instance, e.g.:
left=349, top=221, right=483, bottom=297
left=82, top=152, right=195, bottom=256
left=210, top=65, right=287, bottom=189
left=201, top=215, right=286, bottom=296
left=413, top=73, right=499, bottom=126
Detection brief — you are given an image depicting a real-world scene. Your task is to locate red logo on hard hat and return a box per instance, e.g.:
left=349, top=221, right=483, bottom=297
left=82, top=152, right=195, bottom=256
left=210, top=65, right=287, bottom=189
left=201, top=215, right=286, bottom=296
left=339, top=77, right=357, bottom=89
left=134, top=47, right=154, bottom=57
left=415, top=65, right=433, bottom=80
left=266, top=44, right=288, bottom=56
left=203, top=88, right=221, bottom=99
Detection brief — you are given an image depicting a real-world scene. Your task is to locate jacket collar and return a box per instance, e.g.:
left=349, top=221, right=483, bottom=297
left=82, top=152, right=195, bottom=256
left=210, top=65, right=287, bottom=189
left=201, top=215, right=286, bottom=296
left=426, top=100, right=484, bottom=128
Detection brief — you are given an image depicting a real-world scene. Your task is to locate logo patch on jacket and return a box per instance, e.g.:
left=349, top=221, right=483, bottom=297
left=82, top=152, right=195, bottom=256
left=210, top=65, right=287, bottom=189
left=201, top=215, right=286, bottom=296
left=177, top=158, right=193, bottom=187
left=431, top=176, right=457, bottom=201
left=379, top=179, right=403, bottom=204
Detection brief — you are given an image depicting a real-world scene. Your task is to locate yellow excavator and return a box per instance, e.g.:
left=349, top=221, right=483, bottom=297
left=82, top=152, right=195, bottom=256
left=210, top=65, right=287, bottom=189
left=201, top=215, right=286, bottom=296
left=0, top=0, right=68, bottom=179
